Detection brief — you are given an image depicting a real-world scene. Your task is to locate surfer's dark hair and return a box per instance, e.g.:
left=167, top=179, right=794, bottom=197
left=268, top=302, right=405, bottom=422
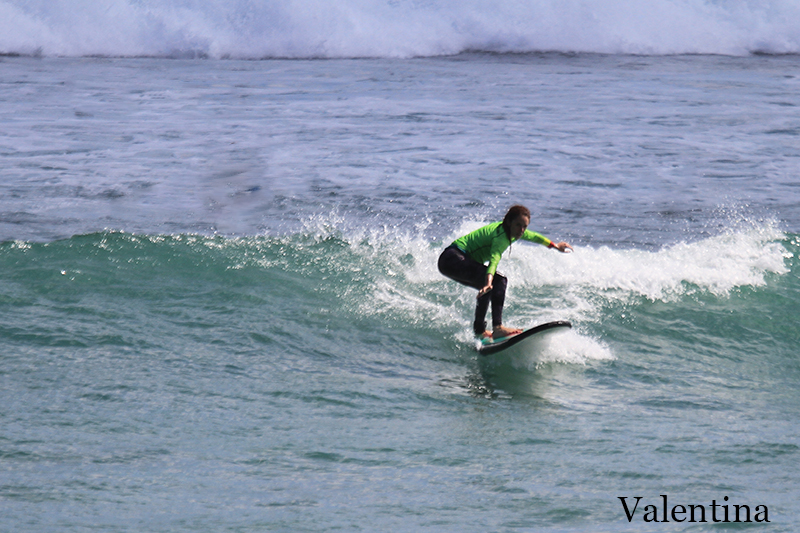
left=502, top=205, right=531, bottom=238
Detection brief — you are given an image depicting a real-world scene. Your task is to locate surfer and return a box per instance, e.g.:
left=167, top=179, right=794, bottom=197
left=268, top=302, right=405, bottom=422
left=438, top=205, right=572, bottom=339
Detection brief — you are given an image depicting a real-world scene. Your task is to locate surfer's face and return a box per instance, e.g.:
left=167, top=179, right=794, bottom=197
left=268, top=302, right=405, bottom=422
left=510, top=215, right=529, bottom=239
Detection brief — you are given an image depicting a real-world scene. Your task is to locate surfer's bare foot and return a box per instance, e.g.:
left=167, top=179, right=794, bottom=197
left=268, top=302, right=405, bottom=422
left=492, top=325, right=521, bottom=339
left=477, top=330, right=492, bottom=339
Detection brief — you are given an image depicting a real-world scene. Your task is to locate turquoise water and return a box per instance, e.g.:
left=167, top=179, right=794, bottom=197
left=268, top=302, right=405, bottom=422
left=2, top=222, right=798, bottom=531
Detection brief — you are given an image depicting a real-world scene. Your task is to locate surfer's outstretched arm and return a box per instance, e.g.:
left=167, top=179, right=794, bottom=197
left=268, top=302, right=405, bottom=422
left=549, top=241, right=573, bottom=253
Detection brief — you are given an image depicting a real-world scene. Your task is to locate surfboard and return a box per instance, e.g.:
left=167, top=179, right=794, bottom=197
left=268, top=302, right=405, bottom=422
left=477, top=320, right=572, bottom=356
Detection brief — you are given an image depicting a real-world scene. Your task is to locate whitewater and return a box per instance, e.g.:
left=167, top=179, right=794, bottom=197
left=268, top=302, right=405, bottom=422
left=2, top=1, right=800, bottom=531
left=2, top=0, right=800, bottom=58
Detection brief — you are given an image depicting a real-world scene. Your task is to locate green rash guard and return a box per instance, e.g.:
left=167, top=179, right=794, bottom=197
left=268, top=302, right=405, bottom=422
left=452, top=221, right=552, bottom=276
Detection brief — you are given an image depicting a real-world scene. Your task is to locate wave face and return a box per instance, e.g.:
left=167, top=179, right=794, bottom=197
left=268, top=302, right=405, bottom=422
left=2, top=0, right=799, bottom=58
left=1, top=222, right=793, bottom=364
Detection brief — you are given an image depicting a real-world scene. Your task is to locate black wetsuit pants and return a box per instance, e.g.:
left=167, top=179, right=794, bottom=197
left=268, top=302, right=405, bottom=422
left=437, top=245, right=508, bottom=335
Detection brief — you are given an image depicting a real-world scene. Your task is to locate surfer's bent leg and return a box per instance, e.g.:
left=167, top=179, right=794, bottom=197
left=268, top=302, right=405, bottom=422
left=474, top=290, right=491, bottom=336
left=490, top=273, right=508, bottom=329
left=437, top=246, right=485, bottom=289
left=438, top=246, right=499, bottom=335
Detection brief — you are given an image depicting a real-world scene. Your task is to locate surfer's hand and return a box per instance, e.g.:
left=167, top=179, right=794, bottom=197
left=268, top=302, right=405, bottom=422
left=553, top=241, right=573, bottom=253
left=477, top=284, right=492, bottom=298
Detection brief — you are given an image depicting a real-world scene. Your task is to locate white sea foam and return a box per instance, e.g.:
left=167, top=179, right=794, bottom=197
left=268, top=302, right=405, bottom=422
left=2, top=0, right=799, bottom=58
left=509, top=219, right=790, bottom=301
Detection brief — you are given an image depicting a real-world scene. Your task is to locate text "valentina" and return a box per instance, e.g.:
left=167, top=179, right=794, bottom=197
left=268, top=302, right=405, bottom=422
left=618, top=495, right=769, bottom=523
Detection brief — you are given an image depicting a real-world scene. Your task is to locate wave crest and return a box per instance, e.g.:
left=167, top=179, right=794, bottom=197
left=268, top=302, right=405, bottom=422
left=2, top=0, right=799, bottom=58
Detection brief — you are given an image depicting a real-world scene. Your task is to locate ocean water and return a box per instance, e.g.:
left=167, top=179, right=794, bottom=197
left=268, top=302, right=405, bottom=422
left=2, top=2, right=800, bottom=532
